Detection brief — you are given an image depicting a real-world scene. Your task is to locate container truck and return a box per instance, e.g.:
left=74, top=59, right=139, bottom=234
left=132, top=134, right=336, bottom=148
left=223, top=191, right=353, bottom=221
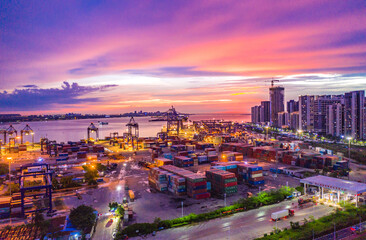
left=271, top=209, right=294, bottom=221
left=298, top=198, right=315, bottom=208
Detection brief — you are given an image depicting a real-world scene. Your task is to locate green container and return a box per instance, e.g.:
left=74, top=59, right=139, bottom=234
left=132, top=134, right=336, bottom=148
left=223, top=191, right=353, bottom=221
left=224, top=178, right=237, bottom=183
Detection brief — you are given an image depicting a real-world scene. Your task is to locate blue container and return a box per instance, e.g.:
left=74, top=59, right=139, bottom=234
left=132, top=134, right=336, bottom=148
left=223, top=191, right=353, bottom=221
left=207, top=182, right=211, bottom=191
left=212, top=166, right=226, bottom=170
left=248, top=180, right=265, bottom=185
left=226, top=165, right=237, bottom=170
left=194, top=185, right=206, bottom=190
left=56, top=157, right=68, bottom=161
left=249, top=166, right=262, bottom=172
left=164, top=153, right=173, bottom=160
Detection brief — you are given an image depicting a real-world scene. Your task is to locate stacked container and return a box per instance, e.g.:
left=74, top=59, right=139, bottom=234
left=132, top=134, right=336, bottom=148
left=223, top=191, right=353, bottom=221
left=211, top=162, right=240, bottom=177
left=197, top=155, right=209, bottom=164
left=163, top=153, right=173, bottom=160
left=206, top=169, right=237, bottom=196
left=186, top=174, right=210, bottom=199
left=160, top=165, right=210, bottom=199
left=166, top=173, right=186, bottom=196
left=174, top=156, right=194, bottom=167
left=237, top=164, right=264, bottom=186
left=155, top=157, right=173, bottom=167
left=148, top=168, right=168, bottom=192
left=171, top=145, right=187, bottom=152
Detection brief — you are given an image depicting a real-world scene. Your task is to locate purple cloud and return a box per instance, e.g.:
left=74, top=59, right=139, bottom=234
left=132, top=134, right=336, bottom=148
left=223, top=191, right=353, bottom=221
left=0, top=82, right=117, bottom=111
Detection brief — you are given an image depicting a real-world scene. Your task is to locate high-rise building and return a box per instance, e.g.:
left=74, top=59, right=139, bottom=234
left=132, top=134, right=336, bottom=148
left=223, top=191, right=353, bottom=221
left=270, top=86, right=284, bottom=127
left=364, top=98, right=366, bottom=140
left=251, top=106, right=261, bottom=124
left=313, top=95, right=344, bottom=134
left=290, top=111, right=299, bottom=130
left=299, top=95, right=315, bottom=131
left=344, top=91, right=365, bottom=139
left=260, top=101, right=271, bottom=124
left=326, top=103, right=344, bottom=137
left=287, top=100, right=299, bottom=114
left=278, top=111, right=290, bottom=127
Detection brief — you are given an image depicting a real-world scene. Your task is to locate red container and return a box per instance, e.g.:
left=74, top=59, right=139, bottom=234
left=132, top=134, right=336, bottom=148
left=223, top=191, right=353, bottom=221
left=194, top=192, right=210, bottom=199
left=225, top=181, right=237, bottom=187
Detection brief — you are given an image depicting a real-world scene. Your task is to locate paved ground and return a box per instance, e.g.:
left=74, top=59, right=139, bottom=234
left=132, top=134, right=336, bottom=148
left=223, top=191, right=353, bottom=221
left=138, top=201, right=334, bottom=240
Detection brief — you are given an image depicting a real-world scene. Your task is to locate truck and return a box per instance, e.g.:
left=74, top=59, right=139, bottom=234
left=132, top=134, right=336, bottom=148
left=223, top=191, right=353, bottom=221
left=271, top=209, right=294, bottom=221
left=128, top=190, right=135, bottom=202
left=298, top=198, right=315, bottom=208
left=27, top=166, right=43, bottom=173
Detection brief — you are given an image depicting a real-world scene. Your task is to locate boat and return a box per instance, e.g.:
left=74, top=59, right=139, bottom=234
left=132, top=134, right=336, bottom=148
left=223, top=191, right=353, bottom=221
left=149, top=118, right=167, bottom=122
left=98, top=121, right=109, bottom=125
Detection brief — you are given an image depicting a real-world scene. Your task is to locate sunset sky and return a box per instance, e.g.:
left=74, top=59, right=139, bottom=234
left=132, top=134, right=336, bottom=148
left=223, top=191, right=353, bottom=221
left=1, top=0, right=366, bottom=114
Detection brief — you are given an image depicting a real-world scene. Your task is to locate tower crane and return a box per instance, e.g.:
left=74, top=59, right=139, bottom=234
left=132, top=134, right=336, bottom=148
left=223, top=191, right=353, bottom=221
left=266, top=78, right=280, bottom=87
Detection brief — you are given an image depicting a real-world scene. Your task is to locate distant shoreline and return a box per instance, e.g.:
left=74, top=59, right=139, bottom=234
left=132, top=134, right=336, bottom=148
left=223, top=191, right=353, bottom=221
left=0, top=113, right=251, bottom=125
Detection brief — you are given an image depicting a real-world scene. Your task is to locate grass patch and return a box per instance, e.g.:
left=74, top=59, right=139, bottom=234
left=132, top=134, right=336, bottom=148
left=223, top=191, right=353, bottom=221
left=255, top=204, right=366, bottom=240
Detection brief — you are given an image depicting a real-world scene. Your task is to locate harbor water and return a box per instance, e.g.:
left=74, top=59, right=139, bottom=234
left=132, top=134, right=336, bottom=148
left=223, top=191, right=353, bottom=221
left=0, top=114, right=250, bottom=143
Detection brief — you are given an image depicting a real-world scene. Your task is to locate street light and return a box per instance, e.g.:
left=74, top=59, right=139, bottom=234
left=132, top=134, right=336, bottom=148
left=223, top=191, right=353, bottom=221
left=297, top=129, right=303, bottom=138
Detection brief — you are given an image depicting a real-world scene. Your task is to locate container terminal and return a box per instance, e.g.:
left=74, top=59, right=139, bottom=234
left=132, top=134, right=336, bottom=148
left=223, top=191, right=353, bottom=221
left=0, top=106, right=364, bottom=239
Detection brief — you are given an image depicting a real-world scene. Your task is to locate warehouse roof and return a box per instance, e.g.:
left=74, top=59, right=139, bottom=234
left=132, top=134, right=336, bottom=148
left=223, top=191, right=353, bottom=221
left=301, top=175, right=366, bottom=195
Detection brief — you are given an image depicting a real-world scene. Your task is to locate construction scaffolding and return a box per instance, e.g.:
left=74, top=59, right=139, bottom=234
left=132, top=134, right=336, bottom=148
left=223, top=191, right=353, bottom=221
left=18, top=163, right=53, bottom=217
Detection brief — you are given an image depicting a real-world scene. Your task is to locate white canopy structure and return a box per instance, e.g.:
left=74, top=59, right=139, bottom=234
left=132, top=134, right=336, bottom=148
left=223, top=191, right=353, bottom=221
left=301, top=175, right=366, bottom=206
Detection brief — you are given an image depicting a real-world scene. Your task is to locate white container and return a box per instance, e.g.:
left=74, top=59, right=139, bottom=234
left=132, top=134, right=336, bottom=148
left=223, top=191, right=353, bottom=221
left=271, top=210, right=289, bottom=220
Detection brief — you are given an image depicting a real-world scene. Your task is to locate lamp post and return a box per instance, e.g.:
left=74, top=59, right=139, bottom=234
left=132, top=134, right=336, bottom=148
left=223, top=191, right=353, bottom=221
left=31, top=132, right=34, bottom=148
left=224, top=193, right=227, bottom=207
left=347, top=137, right=352, bottom=160
left=265, top=126, right=269, bottom=141
left=7, top=157, right=12, bottom=225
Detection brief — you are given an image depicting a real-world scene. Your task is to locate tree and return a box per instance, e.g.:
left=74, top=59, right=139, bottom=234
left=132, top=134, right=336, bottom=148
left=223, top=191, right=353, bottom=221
left=109, top=201, right=119, bottom=210
left=52, top=178, right=59, bottom=190
left=69, top=205, right=96, bottom=232
left=60, top=176, right=80, bottom=188
left=116, top=205, right=125, bottom=218
left=6, top=183, right=20, bottom=195
left=95, top=163, right=107, bottom=172
left=84, top=169, right=98, bottom=185
left=33, top=212, right=45, bottom=227
left=0, top=163, right=9, bottom=175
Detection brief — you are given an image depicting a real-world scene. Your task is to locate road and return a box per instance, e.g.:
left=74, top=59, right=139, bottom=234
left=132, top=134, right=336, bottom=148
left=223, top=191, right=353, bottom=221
left=92, top=159, right=132, bottom=240
left=140, top=200, right=334, bottom=240
left=62, top=156, right=135, bottom=240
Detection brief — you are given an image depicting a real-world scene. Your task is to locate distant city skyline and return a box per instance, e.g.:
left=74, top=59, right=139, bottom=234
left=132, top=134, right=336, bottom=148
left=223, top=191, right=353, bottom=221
left=1, top=1, right=366, bottom=114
